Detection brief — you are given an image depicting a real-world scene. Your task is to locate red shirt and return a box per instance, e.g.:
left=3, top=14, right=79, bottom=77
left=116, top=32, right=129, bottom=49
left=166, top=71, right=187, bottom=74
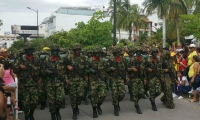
left=179, top=59, right=187, bottom=71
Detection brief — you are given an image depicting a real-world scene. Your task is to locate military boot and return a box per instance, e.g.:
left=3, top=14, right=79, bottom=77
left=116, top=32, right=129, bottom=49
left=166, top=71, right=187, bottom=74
left=25, top=116, right=29, bottom=120
left=29, top=110, right=35, bottom=120
left=135, top=105, right=142, bottom=114
left=72, top=108, right=77, bottom=120
left=83, top=97, right=89, bottom=105
left=40, top=101, right=46, bottom=110
left=151, top=101, right=157, bottom=111
left=114, top=105, right=119, bottom=116
left=117, top=104, right=120, bottom=111
left=97, top=103, right=102, bottom=114
left=76, top=105, right=79, bottom=114
left=51, top=113, right=56, bottom=120
left=92, top=106, right=98, bottom=118
left=55, top=109, right=61, bottom=120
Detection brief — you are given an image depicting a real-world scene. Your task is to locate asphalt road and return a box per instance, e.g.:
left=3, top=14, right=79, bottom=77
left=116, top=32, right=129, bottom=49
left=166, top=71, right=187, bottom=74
left=16, top=86, right=200, bottom=120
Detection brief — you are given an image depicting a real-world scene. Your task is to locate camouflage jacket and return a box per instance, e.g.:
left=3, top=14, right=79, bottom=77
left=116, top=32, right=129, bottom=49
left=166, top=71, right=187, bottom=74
left=126, top=56, right=145, bottom=80
left=13, top=53, right=40, bottom=86
left=162, top=59, right=176, bottom=81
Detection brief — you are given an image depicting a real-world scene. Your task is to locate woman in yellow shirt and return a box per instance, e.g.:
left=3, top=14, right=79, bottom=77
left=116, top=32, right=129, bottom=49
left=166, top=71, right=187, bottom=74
left=188, top=55, right=200, bottom=102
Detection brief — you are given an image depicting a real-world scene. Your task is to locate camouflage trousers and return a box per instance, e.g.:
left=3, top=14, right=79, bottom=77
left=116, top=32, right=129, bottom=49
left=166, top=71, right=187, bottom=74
left=110, top=77, right=126, bottom=106
left=88, top=78, right=107, bottom=107
left=21, top=86, right=38, bottom=116
left=69, top=79, right=87, bottom=108
left=161, top=78, right=175, bottom=109
left=38, top=83, right=46, bottom=102
left=46, top=84, right=65, bottom=113
left=149, top=77, right=161, bottom=102
left=129, top=78, right=145, bottom=105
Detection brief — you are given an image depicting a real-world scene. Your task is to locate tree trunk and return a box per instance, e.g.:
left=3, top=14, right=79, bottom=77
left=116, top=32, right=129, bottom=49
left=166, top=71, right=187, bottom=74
left=118, top=30, right=121, bottom=44
left=129, top=26, right=132, bottom=41
left=162, top=15, right=166, bottom=48
left=176, top=19, right=180, bottom=43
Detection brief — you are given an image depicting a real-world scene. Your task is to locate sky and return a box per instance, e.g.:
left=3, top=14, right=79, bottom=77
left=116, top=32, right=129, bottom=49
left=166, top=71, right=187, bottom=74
left=0, top=0, right=144, bottom=34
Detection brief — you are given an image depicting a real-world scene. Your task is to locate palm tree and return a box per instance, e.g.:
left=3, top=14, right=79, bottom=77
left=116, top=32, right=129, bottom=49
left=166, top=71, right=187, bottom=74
left=143, top=0, right=171, bottom=48
left=168, top=0, right=187, bottom=43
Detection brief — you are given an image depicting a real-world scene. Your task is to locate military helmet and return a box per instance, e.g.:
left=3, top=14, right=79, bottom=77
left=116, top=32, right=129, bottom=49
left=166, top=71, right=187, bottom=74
left=151, top=48, right=158, bottom=52
left=112, top=46, right=121, bottom=53
left=72, top=43, right=81, bottom=50
left=162, top=50, right=170, bottom=56
left=135, top=46, right=142, bottom=52
left=24, top=42, right=34, bottom=50
left=87, top=49, right=93, bottom=53
left=50, top=44, right=60, bottom=51
left=142, top=48, right=148, bottom=53
left=93, top=46, right=103, bottom=53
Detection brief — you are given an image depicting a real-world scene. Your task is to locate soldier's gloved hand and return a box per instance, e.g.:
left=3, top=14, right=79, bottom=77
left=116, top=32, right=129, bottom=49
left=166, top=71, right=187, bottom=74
left=20, top=64, right=27, bottom=70
left=111, top=67, right=116, bottom=71
left=148, top=68, right=152, bottom=72
left=67, top=65, right=73, bottom=71
left=66, top=80, right=70, bottom=84
left=132, top=68, right=138, bottom=72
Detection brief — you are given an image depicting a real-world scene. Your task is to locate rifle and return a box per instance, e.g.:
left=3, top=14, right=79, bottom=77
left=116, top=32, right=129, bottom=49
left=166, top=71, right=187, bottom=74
left=162, top=61, right=176, bottom=82
left=71, top=64, right=86, bottom=80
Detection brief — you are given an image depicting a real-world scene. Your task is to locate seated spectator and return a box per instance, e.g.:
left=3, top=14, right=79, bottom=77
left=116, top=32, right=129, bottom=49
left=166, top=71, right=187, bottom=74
left=188, top=55, right=200, bottom=102
left=173, top=71, right=191, bottom=99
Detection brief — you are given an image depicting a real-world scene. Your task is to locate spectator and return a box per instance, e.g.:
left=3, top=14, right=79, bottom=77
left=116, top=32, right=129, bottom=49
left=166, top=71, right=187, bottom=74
left=176, top=43, right=183, bottom=52
left=173, top=71, right=191, bottom=99
left=188, top=55, right=200, bottom=102
left=179, top=52, right=187, bottom=76
left=187, top=44, right=197, bottom=68
left=3, top=61, right=19, bottom=110
left=0, top=63, right=6, bottom=120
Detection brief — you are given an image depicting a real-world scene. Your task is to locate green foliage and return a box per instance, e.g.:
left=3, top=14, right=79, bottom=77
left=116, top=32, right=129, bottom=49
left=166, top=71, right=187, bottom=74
left=8, top=40, right=24, bottom=52
left=179, top=14, right=200, bottom=39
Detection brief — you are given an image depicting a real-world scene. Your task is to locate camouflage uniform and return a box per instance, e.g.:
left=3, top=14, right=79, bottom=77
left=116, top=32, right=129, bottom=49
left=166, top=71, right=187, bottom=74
left=66, top=43, right=87, bottom=120
left=160, top=50, right=175, bottom=109
left=126, top=47, right=145, bottom=114
left=107, top=46, right=126, bottom=116
left=41, top=44, right=66, bottom=120
left=38, top=50, right=50, bottom=110
left=86, top=47, right=107, bottom=118
left=145, top=48, right=162, bottom=111
left=13, top=42, right=40, bottom=120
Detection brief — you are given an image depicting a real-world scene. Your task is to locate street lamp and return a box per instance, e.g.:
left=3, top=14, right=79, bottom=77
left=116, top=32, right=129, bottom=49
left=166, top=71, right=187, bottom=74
left=27, top=7, right=39, bottom=38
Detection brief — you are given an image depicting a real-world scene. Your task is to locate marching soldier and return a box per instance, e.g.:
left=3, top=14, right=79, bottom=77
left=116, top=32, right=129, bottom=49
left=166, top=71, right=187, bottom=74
left=160, top=50, right=175, bottom=109
left=13, top=42, right=40, bottom=120
left=86, top=47, right=107, bottom=118
left=107, top=46, right=126, bottom=116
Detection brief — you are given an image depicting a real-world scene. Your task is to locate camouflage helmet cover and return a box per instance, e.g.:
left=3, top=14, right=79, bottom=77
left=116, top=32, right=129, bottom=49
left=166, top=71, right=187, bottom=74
left=24, top=42, right=34, bottom=50
left=72, top=43, right=81, bottom=50
left=112, top=46, right=121, bottom=53
left=50, top=44, right=60, bottom=51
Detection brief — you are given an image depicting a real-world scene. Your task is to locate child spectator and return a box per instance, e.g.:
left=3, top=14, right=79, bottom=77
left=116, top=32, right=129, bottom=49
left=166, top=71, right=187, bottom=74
left=2, top=61, right=18, bottom=110
left=174, top=71, right=191, bottom=99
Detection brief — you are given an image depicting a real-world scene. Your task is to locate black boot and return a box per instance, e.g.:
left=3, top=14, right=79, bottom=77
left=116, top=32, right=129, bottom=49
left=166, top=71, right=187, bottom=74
left=72, top=108, right=77, bottom=120
left=97, top=103, right=102, bottom=114
left=135, top=105, right=142, bottom=114
left=83, top=97, right=89, bottom=105
left=25, top=116, right=29, bottom=120
left=55, top=109, right=61, bottom=120
left=92, top=106, right=98, bottom=118
left=76, top=105, right=79, bottom=115
left=29, top=110, right=35, bottom=120
left=51, top=113, right=56, bottom=120
left=114, top=105, right=119, bottom=116
left=117, top=104, right=120, bottom=111
left=40, top=101, right=46, bottom=110
left=151, top=102, right=157, bottom=111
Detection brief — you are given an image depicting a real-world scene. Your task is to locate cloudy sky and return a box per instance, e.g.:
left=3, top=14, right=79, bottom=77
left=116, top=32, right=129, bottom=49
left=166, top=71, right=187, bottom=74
left=0, top=0, right=144, bottom=34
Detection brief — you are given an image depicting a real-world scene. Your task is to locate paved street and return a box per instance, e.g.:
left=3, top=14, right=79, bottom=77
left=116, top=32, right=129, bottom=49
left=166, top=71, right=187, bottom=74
left=17, top=87, right=200, bottom=120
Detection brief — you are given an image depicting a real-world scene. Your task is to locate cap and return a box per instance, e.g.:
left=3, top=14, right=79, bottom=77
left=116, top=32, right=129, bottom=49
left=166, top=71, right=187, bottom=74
left=189, top=44, right=196, bottom=48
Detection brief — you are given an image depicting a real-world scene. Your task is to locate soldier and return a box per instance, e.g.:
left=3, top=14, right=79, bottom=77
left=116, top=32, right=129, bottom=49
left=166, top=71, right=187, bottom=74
left=65, top=43, right=88, bottom=120
left=127, top=46, right=145, bottom=114
left=38, top=47, right=50, bottom=110
left=41, top=44, right=67, bottom=120
left=107, top=46, right=126, bottom=116
left=13, top=42, right=40, bottom=120
left=86, top=47, right=107, bottom=118
left=145, top=48, right=162, bottom=111
left=160, top=50, right=175, bottom=109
